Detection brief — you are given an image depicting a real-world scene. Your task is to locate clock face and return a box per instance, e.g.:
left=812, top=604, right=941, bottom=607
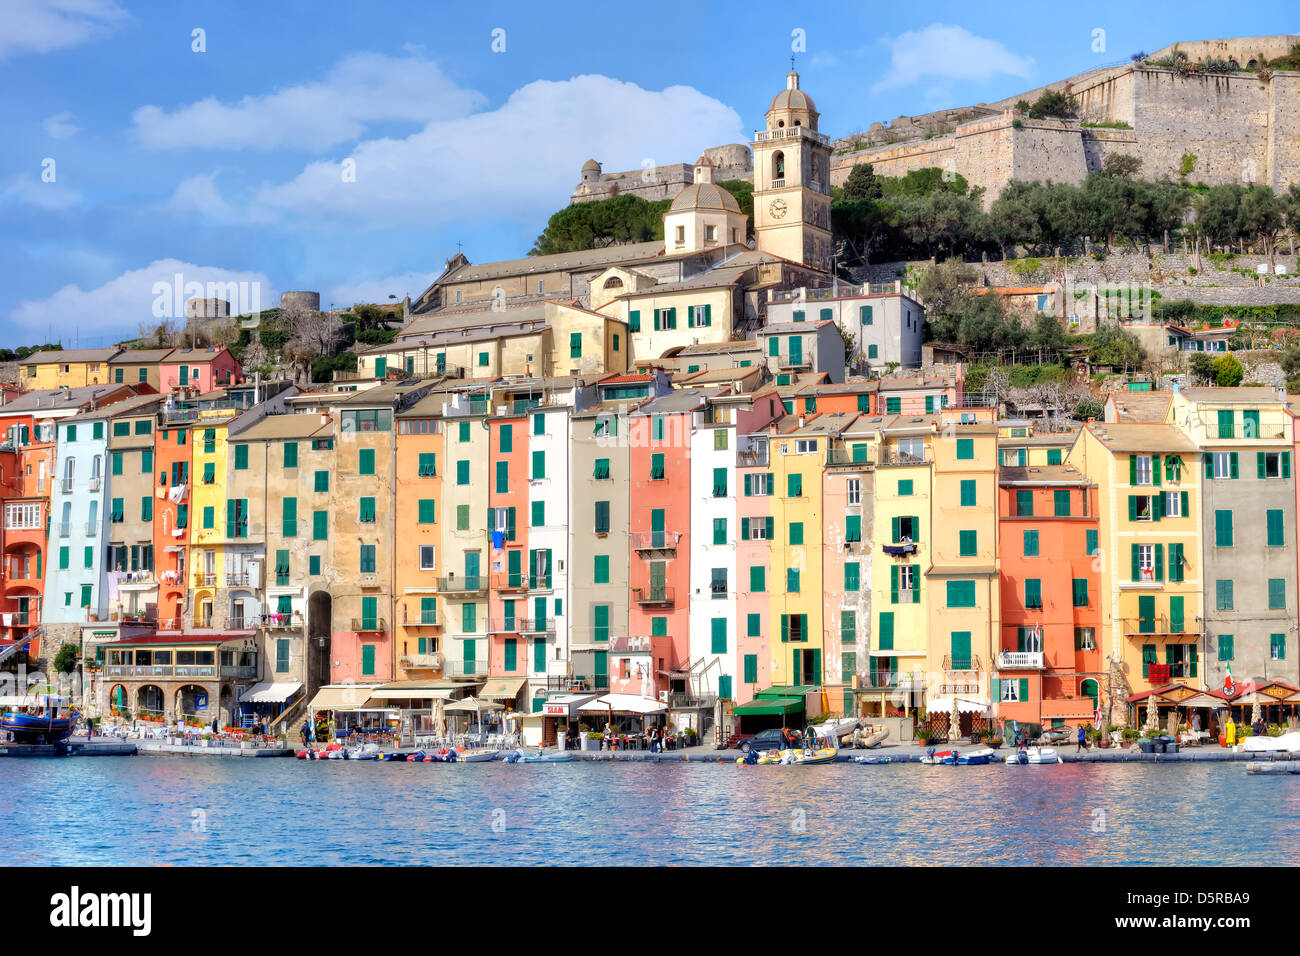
left=768, top=198, right=788, bottom=220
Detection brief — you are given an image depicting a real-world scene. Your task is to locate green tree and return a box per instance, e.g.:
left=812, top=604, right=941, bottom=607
left=1090, top=322, right=1146, bottom=372
left=716, top=179, right=754, bottom=240
left=1237, top=186, right=1286, bottom=273
left=1196, top=184, right=1244, bottom=251
left=1101, top=154, right=1142, bottom=179
left=1027, top=90, right=1079, bottom=119
left=53, top=643, right=80, bottom=674
left=841, top=163, right=882, bottom=201
left=1211, top=352, right=1244, bottom=387
left=1188, top=352, right=1216, bottom=385
left=1280, top=342, right=1300, bottom=394
left=530, top=194, right=670, bottom=255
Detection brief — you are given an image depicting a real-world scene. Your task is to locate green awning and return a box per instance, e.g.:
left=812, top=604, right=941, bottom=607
left=733, top=696, right=803, bottom=716
left=756, top=685, right=813, bottom=699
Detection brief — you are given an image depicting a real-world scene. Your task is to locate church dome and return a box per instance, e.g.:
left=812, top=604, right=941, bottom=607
left=669, top=182, right=741, bottom=213
left=768, top=70, right=816, bottom=114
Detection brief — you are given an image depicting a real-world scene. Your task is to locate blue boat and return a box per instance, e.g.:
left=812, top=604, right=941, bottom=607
left=957, top=748, right=995, bottom=765
left=854, top=755, right=892, bottom=765
left=2, top=712, right=73, bottom=744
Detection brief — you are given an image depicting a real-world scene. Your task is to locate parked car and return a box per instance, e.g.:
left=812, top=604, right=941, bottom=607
left=737, top=728, right=795, bottom=753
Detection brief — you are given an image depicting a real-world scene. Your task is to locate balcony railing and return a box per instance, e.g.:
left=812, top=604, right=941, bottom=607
left=57, top=522, right=70, bottom=537
left=997, top=651, right=1045, bottom=670
left=529, top=574, right=553, bottom=591
left=225, top=570, right=260, bottom=588
left=776, top=355, right=812, bottom=370
left=192, top=572, right=216, bottom=588
left=443, top=659, right=487, bottom=678
left=490, top=572, right=528, bottom=592
left=262, top=611, right=303, bottom=629
left=435, top=576, right=487, bottom=594
left=753, top=125, right=830, bottom=147
left=826, top=448, right=872, bottom=466
left=520, top=617, right=555, bottom=636
left=877, top=453, right=929, bottom=468
left=401, top=652, right=441, bottom=670
left=631, top=531, right=681, bottom=552
left=1122, top=616, right=1191, bottom=636
left=352, top=618, right=387, bottom=633
left=631, top=586, right=675, bottom=606
left=736, top=447, right=769, bottom=468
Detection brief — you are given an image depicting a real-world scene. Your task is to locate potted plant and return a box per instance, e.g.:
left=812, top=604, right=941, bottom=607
left=1121, top=728, right=1141, bottom=748
left=915, top=724, right=933, bottom=745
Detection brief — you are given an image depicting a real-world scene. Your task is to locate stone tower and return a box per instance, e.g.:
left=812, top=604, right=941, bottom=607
left=751, top=68, right=832, bottom=271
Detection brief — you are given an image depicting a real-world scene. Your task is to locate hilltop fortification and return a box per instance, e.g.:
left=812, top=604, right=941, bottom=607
left=831, top=35, right=1300, bottom=203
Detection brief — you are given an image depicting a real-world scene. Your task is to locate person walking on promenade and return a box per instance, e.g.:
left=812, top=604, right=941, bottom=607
left=1076, top=724, right=1087, bottom=752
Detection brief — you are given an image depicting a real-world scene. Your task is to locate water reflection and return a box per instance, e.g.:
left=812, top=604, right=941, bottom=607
left=0, top=759, right=1292, bottom=866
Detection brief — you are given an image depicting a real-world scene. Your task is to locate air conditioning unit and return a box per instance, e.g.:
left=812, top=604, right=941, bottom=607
left=496, top=405, right=508, bottom=416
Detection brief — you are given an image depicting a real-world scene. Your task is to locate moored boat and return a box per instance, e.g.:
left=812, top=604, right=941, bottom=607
left=459, top=748, right=500, bottom=762
left=791, top=746, right=838, bottom=765
left=854, top=754, right=892, bottom=765
left=920, top=747, right=958, bottom=765
left=1005, top=746, right=1060, bottom=765
left=957, top=747, right=995, bottom=765
left=1, top=711, right=73, bottom=744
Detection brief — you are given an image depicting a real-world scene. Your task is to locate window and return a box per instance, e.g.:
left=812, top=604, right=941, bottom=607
left=1267, top=509, right=1285, bottom=546
left=594, top=501, right=610, bottom=535
left=419, top=546, right=435, bottom=571
left=947, top=580, right=976, bottom=608
left=1133, top=455, right=1153, bottom=486
left=956, top=438, right=973, bottom=460
left=750, top=565, right=765, bottom=593
left=1053, top=490, right=1071, bottom=517
left=844, top=562, right=860, bottom=592
left=309, top=555, right=321, bottom=576
left=1271, top=633, right=1286, bottom=661
left=960, top=480, right=975, bottom=507
left=359, top=497, right=376, bottom=523
left=284, top=442, right=298, bottom=468
left=789, top=522, right=803, bottom=546
left=712, top=467, right=728, bottom=497
left=1217, top=635, right=1234, bottom=662
left=1075, top=627, right=1096, bottom=651
left=457, top=460, right=470, bottom=485
left=594, top=555, right=609, bottom=584
left=1269, top=578, right=1286, bottom=610
left=712, top=518, right=727, bottom=545
left=418, top=452, right=436, bottom=477
left=234, top=444, right=248, bottom=470
left=1214, top=509, right=1233, bottom=547
left=845, top=515, right=861, bottom=543
left=496, top=460, right=509, bottom=494
left=714, top=429, right=728, bottom=451
left=1015, top=490, right=1033, bottom=516
left=1163, top=491, right=1183, bottom=518
left=532, top=450, right=546, bottom=480
left=711, top=568, right=727, bottom=599
left=786, top=568, right=800, bottom=593
left=1025, top=579, right=1042, bottom=609
left=314, top=471, right=329, bottom=493
left=787, top=473, right=802, bottom=497
left=456, top=505, right=470, bottom=530
left=360, top=545, right=376, bottom=573
left=1207, top=451, right=1238, bottom=479
left=1215, top=579, right=1234, bottom=611
left=1216, top=409, right=1234, bottom=439
left=569, top=332, right=582, bottom=358
left=847, top=478, right=861, bottom=505
left=1258, top=451, right=1291, bottom=479
left=359, top=448, right=375, bottom=476
left=313, top=511, right=328, bottom=540
left=1086, top=529, right=1099, bottom=555
left=1072, top=578, right=1088, bottom=607
left=650, top=453, right=665, bottom=480
left=418, top=499, right=436, bottom=524
left=1023, top=530, right=1039, bottom=557
left=891, top=515, right=918, bottom=542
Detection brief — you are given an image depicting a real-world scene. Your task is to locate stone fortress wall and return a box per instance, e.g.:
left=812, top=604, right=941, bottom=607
left=829, top=35, right=1300, bottom=204
left=570, top=143, right=753, bottom=203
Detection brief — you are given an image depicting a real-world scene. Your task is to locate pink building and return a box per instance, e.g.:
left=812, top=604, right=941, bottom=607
left=159, top=348, right=242, bottom=395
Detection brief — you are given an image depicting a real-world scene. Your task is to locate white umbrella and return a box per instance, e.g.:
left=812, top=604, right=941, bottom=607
left=950, top=694, right=961, bottom=742
left=1143, top=692, right=1160, bottom=733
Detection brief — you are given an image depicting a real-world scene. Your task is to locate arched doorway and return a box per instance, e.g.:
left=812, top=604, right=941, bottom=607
left=175, top=684, right=209, bottom=727
left=109, top=683, right=128, bottom=717
left=1081, top=678, right=1099, bottom=712
left=308, top=591, right=332, bottom=691
left=136, top=684, right=164, bottom=721
left=219, top=685, right=236, bottom=728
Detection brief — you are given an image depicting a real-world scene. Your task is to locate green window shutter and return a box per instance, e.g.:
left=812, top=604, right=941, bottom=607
left=457, top=460, right=470, bottom=485
left=418, top=499, right=436, bottom=524
left=844, top=562, right=860, bottom=591
left=956, top=438, right=973, bottom=460
left=878, top=612, right=894, bottom=650
left=1205, top=455, right=1214, bottom=480
left=1215, top=509, right=1233, bottom=547
left=846, top=515, right=861, bottom=542
left=284, top=442, right=298, bottom=468
left=462, top=603, right=477, bottom=633
left=789, top=522, right=803, bottom=546
left=234, top=444, right=248, bottom=470
left=1258, top=450, right=1267, bottom=479
left=786, top=568, right=800, bottom=592
left=1216, top=579, right=1233, bottom=611
left=946, top=580, right=976, bottom=608
left=1016, top=490, right=1032, bottom=516
left=890, top=565, right=898, bottom=604
left=744, top=653, right=758, bottom=682
left=740, top=517, right=750, bottom=540
left=1073, top=578, right=1088, bottom=606
left=628, top=310, right=640, bottom=332
left=950, top=632, right=972, bottom=669
left=1086, top=529, right=1098, bottom=555
left=1230, top=452, right=1239, bottom=479
left=594, top=555, right=609, bottom=584
left=504, top=638, right=517, bottom=672
left=765, top=516, right=773, bottom=539
left=959, top=529, right=976, bottom=556
left=1269, top=578, right=1286, bottom=610
left=1025, top=579, right=1041, bottom=608
left=203, top=506, right=214, bottom=529
left=746, top=616, right=760, bottom=640
left=359, top=496, right=375, bottom=522
left=712, top=466, right=727, bottom=497
left=1019, top=678, right=1030, bottom=701
left=1129, top=455, right=1138, bottom=485
left=1271, top=634, right=1286, bottom=660
left=1218, top=635, right=1234, bottom=662
left=780, top=614, right=789, bottom=643
left=111, top=452, right=122, bottom=476
left=1267, top=509, right=1284, bottom=546
left=1023, top=530, right=1039, bottom=557
left=1169, top=595, right=1184, bottom=633
left=359, top=448, right=375, bottom=475
left=315, top=470, right=329, bottom=492
left=496, top=460, right=509, bottom=494
left=787, top=473, right=801, bottom=497
left=1047, top=449, right=1063, bottom=466
left=650, top=453, right=665, bottom=479
left=1153, top=543, right=1163, bottom=581
left=1053, top=490, right=1070, bottom=517
left=313, top=511, right=328, bottom=540
left=531, top=501, right=544, bottom=527
left=712, top=517, right=726, bottom=545
left=960, top=480, right=975, bottom=507
left=711, top=618, right=726, bottom=654
left=750, top=565, right=765, bottom=592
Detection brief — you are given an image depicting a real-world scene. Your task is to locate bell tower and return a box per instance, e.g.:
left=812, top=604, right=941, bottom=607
left=751, top=67, right=832, bottom=271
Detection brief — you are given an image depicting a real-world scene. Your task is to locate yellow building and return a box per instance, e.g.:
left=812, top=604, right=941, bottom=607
left=1068, top=422, right=1203, bottom=695
left=926, top=414, right=1001, bottom=731
left=19, top=348, right=123, bottom=390
left=188, top=411, right=237, bottom=628
left=997, top=421, right=1078, bottom=467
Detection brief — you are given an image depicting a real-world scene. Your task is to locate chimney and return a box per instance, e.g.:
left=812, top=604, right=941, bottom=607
left=798, top=415, right=805, bottom=428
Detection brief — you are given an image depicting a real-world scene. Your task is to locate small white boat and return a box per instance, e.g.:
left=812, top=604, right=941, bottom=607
left=811, top=717, right=860, bottom=743
left=957, top=747, right=995, bottom=765
left=459, top=748, right=500, bottom=762
left=347, top=743, right=380, bottom=760
left=921, top=748, right=958, bottom=765
left=1005, top=746, right=1060, bottom=765
left=854, top=754, right=891, bottom=765
left=1235, top=732, right=1300, bottom=754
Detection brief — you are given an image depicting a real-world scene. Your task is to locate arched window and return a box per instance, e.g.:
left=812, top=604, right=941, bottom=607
left=90, top=454, right=101, bottom=478
left=773, top=151, right=785, bottom=180
left=603, top=276, right=624, bottom=289
left=794, top=119, right=801, bottom=127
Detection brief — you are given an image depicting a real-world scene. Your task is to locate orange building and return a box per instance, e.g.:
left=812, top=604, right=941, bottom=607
left=995, top=464, right=1103, bottom=730
left=393, top=396, right=444, bottom=682
left=628, top=391, right=700, bottom=694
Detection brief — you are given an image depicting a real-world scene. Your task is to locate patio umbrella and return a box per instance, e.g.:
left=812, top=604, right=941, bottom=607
left=950, top=695, right=961, bottom=743
left=443, top=697, right=504, bottom=713
left=1143, top=692, right=1159, bottom=733
left=1251, top=700, right=1262, bottom=727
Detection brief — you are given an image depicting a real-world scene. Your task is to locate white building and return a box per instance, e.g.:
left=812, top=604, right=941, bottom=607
left=766, top=283, right=925, bottom=370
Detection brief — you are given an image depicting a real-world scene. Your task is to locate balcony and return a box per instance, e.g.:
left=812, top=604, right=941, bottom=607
left=352, top=618, right=387, bottom=633
left=631, top=531, right=681, bottom=553
left=632, top=586, right=675, bottom=607
left=403, top=608, right=440, bottom=627
left=753, top=123, right=830, bottom=147
left=1122, top=616, right=1193, bottom=637
left=262, top=611, right=303, bottom=629
left=225, top=570, right=260, bottom=588
left=939, top=657, right=982, bottom=696
left=776, top=355, right=812, bottom=371
left=736, top=446, right=769, bottom=468
left=117, top=572, right=156, bottom=591
left=192, top=572, right=217, bottom=588
left=435, top=575, right=488, bottom=595
left=528, top=574, right=553, bottom=591
left=877, top=453, right=929, bottom=468
left=520, top=617, right=556, bottom=636
left=443, top=659, right=488, bottom=679
left=220, top=665, right=258, bottom=679
left=490, top=572, right=528, bottom=592
left=997, top=651, right=1045, bottom=670
left=401, top=652, right=441, bottom=670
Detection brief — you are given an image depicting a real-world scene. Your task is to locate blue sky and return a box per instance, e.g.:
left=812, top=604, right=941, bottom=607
left=2, top=0, right=1296, bottom=345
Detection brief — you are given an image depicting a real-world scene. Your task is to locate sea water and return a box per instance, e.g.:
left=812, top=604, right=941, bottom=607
left=2, top=757, right=1296, bottom=866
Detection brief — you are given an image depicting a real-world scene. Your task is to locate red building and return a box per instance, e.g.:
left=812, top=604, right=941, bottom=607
left=159, top=348, right=242, bottom=396
left=995, top=464, right=1103, bottom=731
left=0, top=417, right=51, bottom=659
left=154, top=416, right=193, bottom=629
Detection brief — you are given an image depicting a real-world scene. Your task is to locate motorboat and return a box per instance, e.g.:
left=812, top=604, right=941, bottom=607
left=854, top=754, right=892, bottom=765
left=346, top=743, right=380, bottom=760
left=512, top=749, right=575, bottom=763
left=791, top=746, right=838, bottom=765
left=2, top=711, right=74, bottom=744
left=1005, top=747, right=1060, bottom=765
left=424, top=747, right=459, bottom=762
left=459, top=748, right=500, bottom=762
left=1235, top=732, right=1300, bottom=754
left=920, top=748, right=958, bottom=765
left=755, top=749, right=787, bottom=765
left=853, top=726, right=890, bottom=749
left=811, top=717, right=860, bottom=743
left=957, top=747, right=995, bottom=765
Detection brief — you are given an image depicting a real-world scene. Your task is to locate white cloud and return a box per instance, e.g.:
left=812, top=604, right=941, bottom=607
left=167, top=172, right=241, bottom=223
left=131, top=52, right=485, bottom=151
left=43, top=110, right=80, bottom=139
left=9, top=259, right=276, bottom=338
left=326, top=273, right=434, bottom=310
left=809, top=52, right=839, bottom=69
left=871, top=24, right=1034, bottom=93
left=0, top=0, right=126, bottom=59
left=1, top=174, right=81, bottom=210
left=249, top=74, right=747, bottom=228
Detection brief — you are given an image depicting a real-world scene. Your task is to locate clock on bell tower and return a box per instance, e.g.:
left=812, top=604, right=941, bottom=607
left=751, top=68, right=832, bottom=272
